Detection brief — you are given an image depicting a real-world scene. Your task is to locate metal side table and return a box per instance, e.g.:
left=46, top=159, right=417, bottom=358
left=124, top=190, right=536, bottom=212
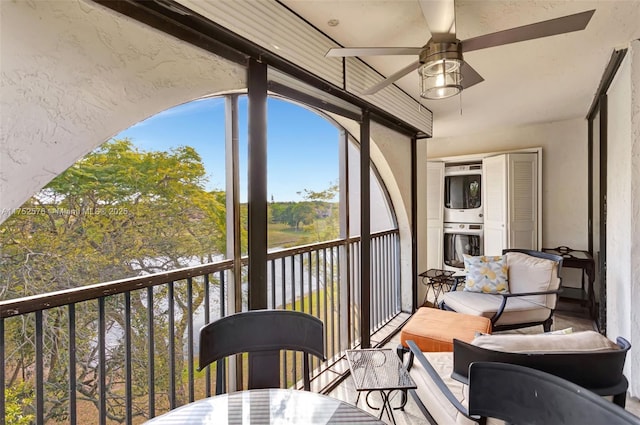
left=419, top=269, right=465, bottom=307
left=346, top=348, right=417, bottom=425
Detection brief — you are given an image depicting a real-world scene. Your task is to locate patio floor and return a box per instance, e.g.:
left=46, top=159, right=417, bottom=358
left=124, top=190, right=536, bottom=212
left=326, top=302, right=640, bottom=424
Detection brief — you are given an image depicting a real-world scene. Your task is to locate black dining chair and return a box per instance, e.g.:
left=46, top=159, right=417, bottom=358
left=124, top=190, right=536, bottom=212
left=199, top=309, right=325, bottom=394
left=468, top=362, right=640, bottom=425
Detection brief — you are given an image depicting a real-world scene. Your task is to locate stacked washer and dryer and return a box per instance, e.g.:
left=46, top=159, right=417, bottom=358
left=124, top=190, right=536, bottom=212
left=442, top=164, right=484, bottom=272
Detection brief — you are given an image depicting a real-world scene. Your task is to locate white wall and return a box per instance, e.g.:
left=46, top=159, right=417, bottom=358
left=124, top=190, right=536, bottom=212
left=426, top=118, right=589, bottom=251
left=416, top=139, right=429, bottom=307
left=0, top=0, right=246, bottom=217
left=606, top=40, right=640, bottom=397
left=631, top=39, right=640, bottom=398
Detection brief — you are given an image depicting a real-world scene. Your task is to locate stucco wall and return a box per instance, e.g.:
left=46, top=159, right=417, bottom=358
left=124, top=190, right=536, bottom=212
left=607, top=40, right=640, bottom=397
left=370, top=122, right=413, bottom=311
left=330, top=116, right=415, bottom=312
left=607, top=48, right=632, bottom=351
left=426, top=118, right=589, bottom=251
left=631, top=39, right=640, bottom=398
left=0, top=0, right=245, bottom=217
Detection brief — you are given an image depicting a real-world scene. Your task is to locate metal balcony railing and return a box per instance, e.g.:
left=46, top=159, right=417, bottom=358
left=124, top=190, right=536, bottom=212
left=0, top=230, right=401, bottom=424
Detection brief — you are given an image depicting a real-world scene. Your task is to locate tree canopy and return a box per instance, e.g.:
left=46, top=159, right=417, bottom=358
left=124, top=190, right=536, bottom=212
left=0, top=139, right=228, bottom=422
left=1, top=139, right=226, bottom=300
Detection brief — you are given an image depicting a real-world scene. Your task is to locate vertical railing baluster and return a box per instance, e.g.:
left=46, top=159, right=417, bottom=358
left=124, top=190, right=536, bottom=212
left=271, top=259, right=276, bottom=309
left=280, top=257, right=293, bottom=383
left=290, top=255, right=296, bottom=311
left=204, top=274, right=211, bottom=397
left=98, top=298, right=106, bottom=425
left=334, top=246, right=339, bottom=357
left=280, top=258, right=286, bottom=311
left=378, top=236, right=389, bottom=323
left=220, top=271, right=226, bottom=317
left=220, top=271, right=227, bottom=393
left=168, top=282, right=176, bottom=409
left=147, top=287, right=155, bottom=418
left=297, top=253, right=304, bottom=384
left=371, top=237, right=375, bottom=331
left=391, top=234, right=396, bottom=314
left=385, top=234, right=391, bottom=319
left=322, top=248, right=328, bottom=359
left=315, top=250, right=321, bottom=319
left=187, top=277, right=194, bottom=403
left=356, top=241, right=361, bottom=344
left=351, top=242, right=357, bottom=345
left=387, top=234, right=392, bottom=314
left=374, top=237, right=380, bottom=330
left=125, top=293, right=132, bottom=425
left=68, top=304, right=77, bottom=425
left=0, top=318, right=4, bottom=422
left=380, top=234, right=384, bottom=320
left=299, top=253, right=304, bottom=313
left=308, top=251, right=313, bottom=316
left=396, top=233, right=401, bottom=312
left=375, top=236, right=386, bottom=322
left=314, top=249, right=321, bottom=372
left=281, top=258, right=287, bottom=387
left=35, top=311, right=44, bottom=424
left=353, top=241, right=358, bottom=345
left=387, top=234, right=392, bottom=317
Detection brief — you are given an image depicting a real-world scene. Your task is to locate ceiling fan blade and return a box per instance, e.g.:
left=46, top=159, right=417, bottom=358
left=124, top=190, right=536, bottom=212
left=325, top=47, right=422, bottom=57
left=462, top=9, right=595, bottom=53
left=418, top=0, right=456, bottom=42
left=460, top=61, right=484, bottom=90
left=362, top=60, right=422, bottom=95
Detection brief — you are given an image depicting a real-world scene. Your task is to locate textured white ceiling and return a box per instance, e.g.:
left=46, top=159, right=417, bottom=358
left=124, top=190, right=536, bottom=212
left=281, top=0, right=640, bottom=137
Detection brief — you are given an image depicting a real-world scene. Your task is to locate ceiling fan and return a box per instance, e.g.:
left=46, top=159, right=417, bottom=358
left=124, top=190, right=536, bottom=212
left=325, top=0, right=595, bottom=100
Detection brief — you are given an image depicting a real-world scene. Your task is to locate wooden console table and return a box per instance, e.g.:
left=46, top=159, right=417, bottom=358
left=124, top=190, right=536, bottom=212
left=542, top=246, right=596, bottom=319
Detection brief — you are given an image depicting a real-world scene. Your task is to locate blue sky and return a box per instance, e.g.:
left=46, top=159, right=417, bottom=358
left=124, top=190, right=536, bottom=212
left=115, top=96, right=340, bottom=202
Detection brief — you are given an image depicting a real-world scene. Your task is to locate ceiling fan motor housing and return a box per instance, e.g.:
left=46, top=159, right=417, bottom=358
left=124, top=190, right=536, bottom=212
left=420, top=41, right=463, bottom=69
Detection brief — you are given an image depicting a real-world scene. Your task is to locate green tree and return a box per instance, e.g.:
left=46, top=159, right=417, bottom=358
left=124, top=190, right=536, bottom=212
left=0, top=139, right=227, bottom=422
left=288, top=202, right=314, bottom=231
left=4, top=381, right=34, bottom=425
left=297, top=182, right=339, bottom=241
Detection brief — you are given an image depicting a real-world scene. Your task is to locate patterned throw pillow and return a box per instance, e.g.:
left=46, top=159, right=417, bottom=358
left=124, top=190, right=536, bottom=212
left=463, top=254, right=509, bottom=294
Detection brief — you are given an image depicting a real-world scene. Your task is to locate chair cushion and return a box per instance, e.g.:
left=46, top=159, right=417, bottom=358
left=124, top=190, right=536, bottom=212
left=505, top=251, right=560, bottom=308
left=410, top=352, right=472, bottom=425
left=470, top=330, right=619, bottom=353
left=463, top=255, right=509, bottom=294
left=441, top=291, right=551, bottom=326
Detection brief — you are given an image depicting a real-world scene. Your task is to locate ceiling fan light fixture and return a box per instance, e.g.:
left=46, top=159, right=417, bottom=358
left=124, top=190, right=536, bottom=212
left=420, top=59, right=462, bottom=99
left=419, top=41, right=464, bottom=100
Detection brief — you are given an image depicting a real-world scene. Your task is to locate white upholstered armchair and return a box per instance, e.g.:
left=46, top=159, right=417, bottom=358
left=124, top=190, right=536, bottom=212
left=440, top=249, right=564, bottom=332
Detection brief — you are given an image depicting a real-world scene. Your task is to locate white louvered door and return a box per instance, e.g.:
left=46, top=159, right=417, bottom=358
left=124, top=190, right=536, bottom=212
left=508, top=153, right=538, bottom=250
left=483, top=153, right=538, bottom=254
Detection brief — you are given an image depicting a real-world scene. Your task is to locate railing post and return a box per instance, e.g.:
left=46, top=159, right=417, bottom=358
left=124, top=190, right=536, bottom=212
left=360, top=110, right=371, bottom=349
left=225, top=93, right=242, bottom=392
left=247, top=58, right=272, bottom=389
